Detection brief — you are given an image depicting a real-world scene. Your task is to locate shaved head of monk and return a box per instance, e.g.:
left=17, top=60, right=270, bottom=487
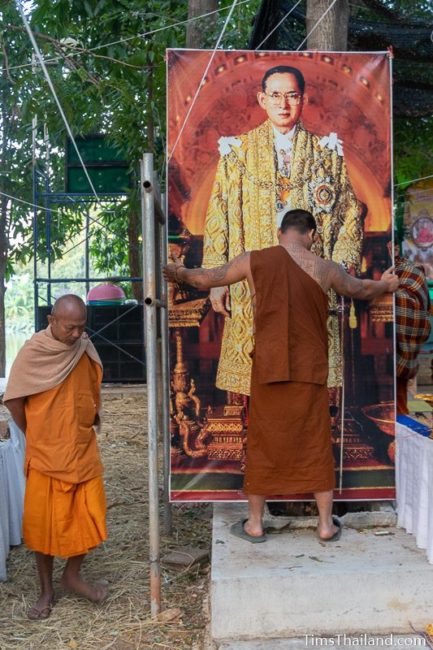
left=48, top=294, right=87, bottom=346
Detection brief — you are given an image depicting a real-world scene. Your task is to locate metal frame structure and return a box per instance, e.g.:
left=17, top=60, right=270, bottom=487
left=31, top=132, right=149, bottom=381
left=32, top=162, right=130, bottom=328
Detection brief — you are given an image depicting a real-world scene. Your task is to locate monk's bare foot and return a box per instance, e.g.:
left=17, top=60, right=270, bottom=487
left=244, top=519, right=264, bottom=538
left=61, top=575, right=107, bottom=603
left=27, top=591, right=54, bottom=620
left=317, top=519, right=340, bottom=541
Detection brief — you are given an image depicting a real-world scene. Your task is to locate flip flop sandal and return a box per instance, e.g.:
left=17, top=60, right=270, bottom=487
left=27, top=599, right=54, bottom=620
left=230, top=519, right=267, bottom=544
left=318, top=515, right=342, bottom=543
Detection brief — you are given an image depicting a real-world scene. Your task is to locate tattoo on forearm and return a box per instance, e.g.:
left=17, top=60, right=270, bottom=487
left=185, top=254, right=248, bottom=288
left=180, top=262, right=232, bottom=288
left=208, top=263, right=231, bottom=282
left=187, top=263, right=230, bottom=284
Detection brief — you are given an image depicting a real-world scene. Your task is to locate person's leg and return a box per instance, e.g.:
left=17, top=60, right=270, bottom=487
left=28, top=552, right=55, bottom=619
left=314, top=490, right=339, bottom=540
left=244, top=494, right=266, bottom=537
left=61, top=554, right=107, bottom=602
left=396, top=376, right=409, bottom=415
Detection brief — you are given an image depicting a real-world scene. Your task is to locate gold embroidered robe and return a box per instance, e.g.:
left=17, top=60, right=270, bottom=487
left=203, top=119, right=363, bottom=395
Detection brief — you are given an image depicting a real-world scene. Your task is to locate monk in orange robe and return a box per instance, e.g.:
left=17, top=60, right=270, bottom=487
left=4, top=294, right=107, bottom=619
left=164, top=210, right=399, bottom=543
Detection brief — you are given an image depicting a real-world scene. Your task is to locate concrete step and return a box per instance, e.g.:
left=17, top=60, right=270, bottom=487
left=211, top=504, right=433, bottom=643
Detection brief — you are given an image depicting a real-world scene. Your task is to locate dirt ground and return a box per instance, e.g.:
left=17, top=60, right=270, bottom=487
left=0, top=388, right=212, bottom=650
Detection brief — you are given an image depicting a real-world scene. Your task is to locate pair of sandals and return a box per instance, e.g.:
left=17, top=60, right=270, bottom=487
left=230, top=515, right=342, bottom=544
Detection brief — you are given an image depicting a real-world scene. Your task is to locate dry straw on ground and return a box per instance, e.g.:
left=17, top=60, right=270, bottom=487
left=0, top=389, right=212, bottom=650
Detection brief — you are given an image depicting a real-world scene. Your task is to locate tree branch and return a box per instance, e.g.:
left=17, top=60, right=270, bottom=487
left=0, top=40, right=14, bottom=84
left=5, top=23, right=145, bottom=70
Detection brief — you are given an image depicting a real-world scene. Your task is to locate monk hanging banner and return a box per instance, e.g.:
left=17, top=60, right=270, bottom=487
left=167, top=50, right=393, bottom=502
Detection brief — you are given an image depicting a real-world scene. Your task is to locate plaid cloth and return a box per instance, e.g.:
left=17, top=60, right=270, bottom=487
left=395, top=256, right=431, bottom=378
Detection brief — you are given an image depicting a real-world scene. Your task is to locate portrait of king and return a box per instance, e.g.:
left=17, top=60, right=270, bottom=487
left=202, top=64, right=364, bottom=396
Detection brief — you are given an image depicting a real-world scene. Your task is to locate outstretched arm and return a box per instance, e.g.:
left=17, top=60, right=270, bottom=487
left=330, top=263, right=399, bottom=299
left=164, top=253, right=251, bottom=291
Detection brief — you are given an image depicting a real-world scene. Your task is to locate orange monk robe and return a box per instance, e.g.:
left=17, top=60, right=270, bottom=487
left=23, top=354, right=107, bottom=558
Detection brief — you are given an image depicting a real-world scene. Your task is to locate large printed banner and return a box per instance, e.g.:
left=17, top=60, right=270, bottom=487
left=403, top=180, right=433, bottom=279
left=167, top=49, right=394, bottom=501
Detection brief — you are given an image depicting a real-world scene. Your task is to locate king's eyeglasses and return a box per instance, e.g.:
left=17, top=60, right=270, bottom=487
left=264, top=91, right=303, bottom=106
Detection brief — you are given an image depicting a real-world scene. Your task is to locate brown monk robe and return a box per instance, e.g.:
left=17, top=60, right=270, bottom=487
left=244, top=246, right=334, bottom=496
left=163, top=209, right=399, bottom=544
left=4, top=295, right=107, bottom=620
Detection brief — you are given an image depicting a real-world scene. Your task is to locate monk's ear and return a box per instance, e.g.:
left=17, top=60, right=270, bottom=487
left=47, top=314, right=53, bottom=325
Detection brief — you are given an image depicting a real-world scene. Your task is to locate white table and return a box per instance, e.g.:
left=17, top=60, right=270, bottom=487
left=396, top=422, right=433, bottom=564
left=0, top=421, right=25, bottom=581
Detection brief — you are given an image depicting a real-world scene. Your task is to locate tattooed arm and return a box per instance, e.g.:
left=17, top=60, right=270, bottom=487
left=329, top=262, right=399, bottom=299
left=163, top=253, right=251, bottom=291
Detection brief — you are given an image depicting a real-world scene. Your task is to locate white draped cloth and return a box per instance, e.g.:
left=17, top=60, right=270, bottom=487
left=396, top=422, right=433, bottom=564
left=0, top=421, right=26, bottom=581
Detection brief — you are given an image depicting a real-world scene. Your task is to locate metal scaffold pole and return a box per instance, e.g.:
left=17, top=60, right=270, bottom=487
left=141, top=153, right=161, bottom=616
left=159, top=192, right=172, bottom=535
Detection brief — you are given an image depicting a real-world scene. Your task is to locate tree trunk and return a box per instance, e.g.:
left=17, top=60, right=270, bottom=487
left=0, top=195, right=8, bottom=377
left=0, top=59, right=8, bottom=377
left=0, top=282, right=5, bottom=378
left=306, top=0, right=349, bottom=50
left=186, top=0, right=218, bottom=48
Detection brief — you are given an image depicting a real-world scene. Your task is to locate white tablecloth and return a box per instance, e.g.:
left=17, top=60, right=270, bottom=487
left=0, top=421, right=25, bottom=581
left=396, top=422, right=433, bottom=564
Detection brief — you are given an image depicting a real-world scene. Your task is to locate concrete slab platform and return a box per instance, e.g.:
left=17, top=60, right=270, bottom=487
left=211, top=504, right=433, bottom=642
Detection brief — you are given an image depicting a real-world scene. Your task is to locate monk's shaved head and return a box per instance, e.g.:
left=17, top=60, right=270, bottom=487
left=51, top=294, right=86, bottom=318
left=49, top=294, right=87, bottom=345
